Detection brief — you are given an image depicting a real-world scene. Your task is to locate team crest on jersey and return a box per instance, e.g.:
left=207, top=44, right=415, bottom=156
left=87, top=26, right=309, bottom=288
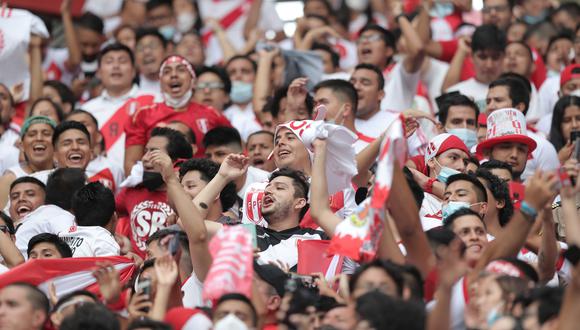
left=130, top=201, right=174, bottom=251
left=196, top=118, right=210, bottom=134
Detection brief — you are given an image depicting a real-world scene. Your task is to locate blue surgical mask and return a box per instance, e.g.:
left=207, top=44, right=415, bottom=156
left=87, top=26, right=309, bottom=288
left=442, top=201, right=471, bottom=220
left=447, top=128, right=477, bottom=149
left=159, top=25, right=176, bottom=41
left=435, top=160, right=461, bottom=183
left=430, top=2, right=454, bottom=18
left=486, top=306, right=502, bottom=327
left=522, top=10, right=548, bottom=25
left=230, top=81, right=253, bottom=104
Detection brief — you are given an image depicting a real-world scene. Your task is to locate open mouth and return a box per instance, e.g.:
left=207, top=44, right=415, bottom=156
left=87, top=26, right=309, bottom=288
left=360, top=48, right=372, bottom=56
left=16, top=204, right=31, bottom=217
left=143, top=57, right=156, bottom=65
left=252, top=157, right=265, bottom=166
left=32, top=144, right=47, bottom=153
left=67, top=152, right=84, bottom=165
left=278, top=149, right=291, bottom=158
left=468, top=244, right=483, bottom=253
left=110, top=71, right=123, bottom=78
left=169, top=81, right=182, bottom=93
left=263, top=195, right=274, bottom=207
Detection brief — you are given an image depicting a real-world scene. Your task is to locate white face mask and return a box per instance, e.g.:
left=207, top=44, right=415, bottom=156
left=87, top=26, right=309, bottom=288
left=213, top=313, right=249, bottom=330
left=163, top=89, right=192, bottom=108
left=177, top=12, right=196, bottom=33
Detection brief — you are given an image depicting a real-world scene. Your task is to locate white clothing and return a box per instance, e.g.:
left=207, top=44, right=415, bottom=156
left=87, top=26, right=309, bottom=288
left=138, top=75, right=161, bottom=98
left=15, top=205, right=76, bottom=258
left=420, top=192, right=442, bottom=229
left=59, top=225, right=120, bottom=257
left=42, top=48, right=76, bottom=86
left=521, top=130, right=560, bottom=181
left=537, top=76, right=561, bottom=123
left=223, top=103, right=262, bottom=142
left=86, top=154, right=125, bottom=193
left=524, top=84, right=542, bottom=122
left=447, top=78, right=489, bottom=113
left=0, top=128, right=21, bottom=174
left=355, top=110, right=399, bottom=139
left=420, top=58, right=449, bottom=114
left=238, top=166, right=270, bottom=198
left=380, top=61, right=422, bottom=112
left=182, top=272, right=205, bottom=308
left=5, top=165, right=27, bottom=178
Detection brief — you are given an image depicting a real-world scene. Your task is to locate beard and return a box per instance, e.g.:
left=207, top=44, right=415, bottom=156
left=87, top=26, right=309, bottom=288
left=262, top=200, right=292, bottom=223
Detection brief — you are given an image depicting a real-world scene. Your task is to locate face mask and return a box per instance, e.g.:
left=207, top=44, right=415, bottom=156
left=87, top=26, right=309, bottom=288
left=213, top=313, right=248, bottom=330
left=142, top=171, right=164, bottom=191
left=230, top=81, right=253, bottom=104
left=159, top=25, right=176, bottom=41
left=163, top=89, right=192, bottom=108
left=442, top=201, right=471, bottom=220
left=435, top=159, right=461, bottom=183
left=430, top=2, right=454, bottom=18
left=177, top=12, right=196, bottom=33
left=522, top=11, right=548, bottom=25
left=486, top=306, right=502, bottom=327
left=447, top=128, right=477, bottom=149
left=345, top=0, right=369, bottom=11
left=570, top=89, right=580, bottom=97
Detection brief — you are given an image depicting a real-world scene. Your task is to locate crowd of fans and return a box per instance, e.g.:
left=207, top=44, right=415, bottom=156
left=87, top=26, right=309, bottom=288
left=0, top=0, right=578, bottom=329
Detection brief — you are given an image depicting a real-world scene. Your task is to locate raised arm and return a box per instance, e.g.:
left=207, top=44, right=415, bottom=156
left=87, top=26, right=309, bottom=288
left=61, top=0, right=81, bottom=72
left=398, top=16, right=425, bottom=74
left=243, top=0, right=262, bottom=40
left=152, top=150, right=211, bottom=281
left=27, top=34, right=43, bottom=113
left=536, top=208, right=559, bottom=283
left=0, top=229, right=24, bottom=268
left=441, top=37, right=470, bottom=92
left=253, top=48, right=279, bottom=125
left=205, top=18, right=237, bottom=63
left=310, top=139, right=342, bottom=237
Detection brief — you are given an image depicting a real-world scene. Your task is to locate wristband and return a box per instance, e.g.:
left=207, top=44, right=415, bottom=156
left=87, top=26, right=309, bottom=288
left=424, top=178, right=437, bottom=194
left=520, top=201, right=538, bottom=221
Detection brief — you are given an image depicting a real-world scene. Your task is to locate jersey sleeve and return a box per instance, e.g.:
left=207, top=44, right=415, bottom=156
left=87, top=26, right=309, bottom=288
left=438, top=39, right=458, bottom=62
left=125, top=106, right=150, bottom=147
left=95, top=235, right=121, bottom=256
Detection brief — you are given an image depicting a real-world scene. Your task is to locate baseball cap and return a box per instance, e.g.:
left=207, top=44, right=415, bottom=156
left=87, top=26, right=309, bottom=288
left=560, top=64, right=580, bottom=88
left=424, top=133, right=470, bottom=162
left=254, top=261, right=288, bottom=296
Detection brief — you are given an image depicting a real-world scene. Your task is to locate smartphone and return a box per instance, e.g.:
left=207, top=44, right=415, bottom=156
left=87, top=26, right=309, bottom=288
left=241, top=223, right=257, bottom=248
left=508, top=182, right=525, bottom=210
left=571, top=130, right=580, bottom=160
left=136, top=278, right=152, bottom=299
left=289, top=273, right=317, bottom=288
left=557, top=167, right=572, bottom=190
left=563, top=245, right=580, bottom=266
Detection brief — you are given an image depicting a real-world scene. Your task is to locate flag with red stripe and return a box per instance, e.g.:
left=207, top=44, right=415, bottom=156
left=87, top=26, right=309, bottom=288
left=297, top=240, right=344, bottom=281
left=0, top=256, right=136, bottom=299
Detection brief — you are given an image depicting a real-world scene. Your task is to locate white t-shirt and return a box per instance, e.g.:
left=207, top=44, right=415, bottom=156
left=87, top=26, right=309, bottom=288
left=182, top=272, right=205, bottom=308
left=0, top=128, right=20, bottom=174
left=223, top=103, right=262, bottom=142
left=42, top=48, right=76, bottom=86
left=238, top=166, right=270, bottom=198
left=537, top=76, right=561, bottom=122
left=138, top=75, right=161, bottom=99
left=521, top=130, right=560, bottom=181
left=86, top=154, right=125, bottom=193
left=355, top=110, right=399, bottom=139
left=420, top=58, right=450, bottom=114
left=380, top=60, right=422, bottom=112
left=420, top=192, right=443, bottom=230
left=15, top=205, right=76, bottom=258
left=59, top=225, right=120, bottom=257
left=447, top=78, right=489, bottom=113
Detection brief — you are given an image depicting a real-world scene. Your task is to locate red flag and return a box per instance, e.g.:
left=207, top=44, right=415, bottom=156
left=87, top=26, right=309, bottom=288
left=0, top=256, right=136, bottom=299
left=297, top=240, right=344, bottom=280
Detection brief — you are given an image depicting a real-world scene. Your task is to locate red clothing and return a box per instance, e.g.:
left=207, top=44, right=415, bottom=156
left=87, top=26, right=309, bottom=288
left=115, top=186, right=174, bottom=258
left=125, top=101, right=232, bottom=157
left=410, top=154, right=429, bottom=176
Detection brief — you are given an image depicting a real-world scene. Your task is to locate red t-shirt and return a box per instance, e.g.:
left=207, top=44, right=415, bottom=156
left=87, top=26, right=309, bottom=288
left=125, top=101, right=232, bottom=157
left=115, top=186, right=174, bottom=258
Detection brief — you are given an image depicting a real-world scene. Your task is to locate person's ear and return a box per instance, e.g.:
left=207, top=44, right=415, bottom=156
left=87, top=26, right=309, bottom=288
left=294, top=197, right=307, bottom=210
left=50, top=313, right=63, bottom=328
left=479, top=202, right=488, bottom=218
left=268, top=295, right=282, bottom=311
left=515, top=102, right=526, bottom=112
left=496, top=198, right=505, bottom=210
left=378, top=89, right=385, bottom=101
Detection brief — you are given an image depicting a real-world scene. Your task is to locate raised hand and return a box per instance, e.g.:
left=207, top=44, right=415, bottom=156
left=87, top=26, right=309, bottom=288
left=524, top=170, right=559, bottom=210
left=286, top=77, right=309, bottom=113
left=218, top=154, right=250, bottom=181
left=92, top=261, right=121, bottom=304
left=154, top=255, right=179, bottom=287
left=150, top=150, right=177, bottom=183
left=127, top=290, right=152, bottom=320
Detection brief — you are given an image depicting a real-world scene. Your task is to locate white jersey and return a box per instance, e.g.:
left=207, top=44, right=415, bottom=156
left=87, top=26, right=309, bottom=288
left=15, top=205, right=76, bottom=258
left=447, top=78, right=489, bottom=113
left=420, top=192, right=443, bottom=230
left=182, top=272, right=205, bottom=308
left=42, top=48, right=76, bottom=86
left=238, top=166, right=270, bottom=199
left=537, top=76, right=560, bottom=123
left=59, top=225, right=120, bottom=257
left=380, top=60, right=422, bottom=113
left=0, top=128, right=20, bottom=174
left=138, top=75, right=162, bottom=99
left=5, top=165, right=27, bottom=178
left=223, top=103, right=261, bottom=142
left=521, top=130, right=559, bottom=181
left=86, top=154, right=125, bottom=193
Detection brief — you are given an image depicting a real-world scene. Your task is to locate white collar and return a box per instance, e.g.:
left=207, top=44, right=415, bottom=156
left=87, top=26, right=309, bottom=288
left=101, top=84, right=140, bottom=102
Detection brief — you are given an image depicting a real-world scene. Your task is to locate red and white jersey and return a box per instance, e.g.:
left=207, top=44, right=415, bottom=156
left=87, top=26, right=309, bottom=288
left=182, top=272, right=204, bottom=308
left=223, top=103, right=262, bottom=142
left=353, top=131, right=375, bottom=153
left=86, top=154, right=125, bottom=193
left=15, top=205, right=76, bottom=258
left=42, top=48, right=76, bottom=86
left=59, top=225, right=120, bottom=258
left=420, top=192, right=443, bottom=230
left=81, top=85, right=156, bottom=168
left=380, top=60, right=422, bottom=113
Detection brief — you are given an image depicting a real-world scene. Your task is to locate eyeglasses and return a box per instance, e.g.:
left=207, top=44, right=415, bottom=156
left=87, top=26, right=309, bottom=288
left=482, top=4, right=509, bottom=13
left=136, top=43, right=161, bottom=53
left=357, top=34, right=383, bottom=44
left=195, top=82, right=225, bottom=91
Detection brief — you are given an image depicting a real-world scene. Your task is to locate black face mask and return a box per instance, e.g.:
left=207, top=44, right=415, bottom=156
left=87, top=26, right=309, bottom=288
left=142, top=171, right=164, bottom=191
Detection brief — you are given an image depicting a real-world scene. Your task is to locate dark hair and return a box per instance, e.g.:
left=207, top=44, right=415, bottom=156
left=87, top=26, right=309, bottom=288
left=135, top=27, right=168, bottom=50
left=43, top=80, right=76, bottom=110
left=313, top=79, right=358, bottom=115
left=178, top=158, right=238, bottom=211
left=269, top=168, right=310, bottom=200
left=426, top=226, right=458, bottom=251
left=519, top=287, right=564, bottom=325
left=215, top=293, right=258, bottom=326
left=77, top=12, right=104, bottom=35
left=263, top=86, right=315, bottom=119
left=202, top=126, right=242, bottom=150
left=226, top=55, right=257, bottom=73
left=546, top=32, right=574, bottom=58
left=479, top=159, right=514, bottom=177
left=443, top=208, right=485, bottom=230
left=471, top=24, right=507, bottom=53
left=311, top=43, right=340, bottom=69
left=483, top=0, right=515, bottom=9
left=0, top=212, right=15, bottom=234
left=10, top=176, right=46, bottom=193
left=393, top=263, right=424, bottom=301
left=150, top=127, right=193, bottom=160
left=436, top=92, right=479, bottom=126
left=549, top=95, right=580, bottom=151
left=45, top=168, right=87, bottom=210
left=446, top=173, right=488, bottom=203
left=356, top=291, right=425, bottom=330
left=304, top=13, right=330, bottom=26
left=30, top=97, right=65, bottom=123
left=53, top=290, right=98, bottom=313
left=196, top=66, right=232, bottom=94
left=402, top=167, right=424, bottom=208
left=127, top=318, right=172, bottom=330
left=67, top=109, right=100, bottom=127
left=247, top=130, right=274, bottom=144
left=146, top=228, right=178, bottom=246
left=168, top=120, right=196, bottom=144
left=59, top=303, right=120, bottom=330
left=475, top=169, right=514, bottom=226
left=97, top=42, right=135, bottom=67
left=506, top=41, right=534, bottom=61
left=354, top=63, right=385, bottom=90
left=359, top=24, right=396, bottom=48
left=146, top=0, right=173, bottom=12
left=72, top=182, right=115, bottom=227
left=27, top=233, right=73, bottom=258
left=4, top=283, right=50, bottom=315
left=349, top=259, right=405, bottom=296
left=489, top=75, right=531, bottom=113
left=53, top=120, right=91, bottom=146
